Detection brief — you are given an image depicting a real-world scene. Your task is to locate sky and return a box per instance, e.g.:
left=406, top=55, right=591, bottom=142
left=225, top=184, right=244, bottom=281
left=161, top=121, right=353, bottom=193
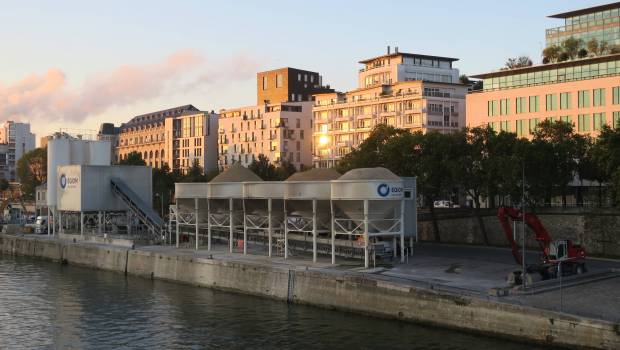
left=0, top=0, right=608, bottom=144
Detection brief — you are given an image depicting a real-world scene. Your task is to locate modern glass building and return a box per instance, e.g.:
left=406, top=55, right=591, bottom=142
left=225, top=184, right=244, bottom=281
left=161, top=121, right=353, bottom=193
left=467, top=53, right=620, bottom=137
left=545, top=2, right=620, bottom=48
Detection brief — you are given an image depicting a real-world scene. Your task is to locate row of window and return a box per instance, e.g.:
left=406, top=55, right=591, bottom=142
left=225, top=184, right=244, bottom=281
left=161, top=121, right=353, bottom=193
left=489, top=112, right=620, bottom=135
left=483, top=60, right=620, bottom=91
left=487, top=87, right=620, bottom=116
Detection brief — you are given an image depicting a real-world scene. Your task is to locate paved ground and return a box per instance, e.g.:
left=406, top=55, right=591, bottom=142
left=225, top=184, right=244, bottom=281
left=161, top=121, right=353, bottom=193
left=38, top=233, right=620, bottom=322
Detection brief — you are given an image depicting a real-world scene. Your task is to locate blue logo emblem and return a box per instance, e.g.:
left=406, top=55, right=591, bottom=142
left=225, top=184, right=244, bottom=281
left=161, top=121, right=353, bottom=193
left=377, top=183, right=389, bottom=197
left=60, top=174, right=67, bottom=189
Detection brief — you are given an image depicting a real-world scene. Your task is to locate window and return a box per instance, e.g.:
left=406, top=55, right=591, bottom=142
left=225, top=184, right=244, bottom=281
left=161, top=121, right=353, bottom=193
left=516, top=97, right=526, bottom=114
left=560, top=92, right=571, bottom=110
left=528, top=118, right=539, bottom=133
left=578, top=90, right=590, bottom=108
left=298, top=73, right=301, bottom=81
left=276, top=74, right=283, bottom=88
left=593, top=88, right=606, bottom=107
left=487, top=100, right=499, bottom=116
left=593, top=113, right=606, bottom=130
left=545, top=94, right=557, bottom=111
left=262, top=76, right=268, bottom=90
left=516, top=119, right=526, bottom=137
left=578, top=114, right=591, bottom=132
left=613, top=87, right=620, bottom=105
left=500, top=98, right=510, bottom=116
left=559, top=115, right=572, bottom=124
left=613, top=112, right=620, bottom=128
left=500, top=120, right=510, bottom=132
left=529, top=96, right=539, bottom=112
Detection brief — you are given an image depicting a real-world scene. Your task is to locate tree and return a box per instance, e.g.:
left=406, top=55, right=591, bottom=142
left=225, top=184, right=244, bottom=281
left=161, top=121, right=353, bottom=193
left=561, top=37, right=583, bottom=60
left=249, top=154, right=278, bottom=180
left=0, top=179, right=9, bottom=192
left=119, top=151, right=146, bottom=166
left=586, top=39, right=599, bottom=56
left=591, top=126, right=620, bottom=205
left=183, top=159, right=208, bottom=182
left=578, top=48, right=588, bottom=58
left=504, top=56, right=533, bottom=69
left=337, top=124, right=407, bottom=173
left=275, top=160, right=297, bottom=181
left=586, top=38, right=610, bottom=57
left=16, top=147, right=47, bottom=199
left=529, top=120, right=580, bottom=206
left=542, top=45, right=562, bottom=63
left=459, top=75, right=483, bottom=90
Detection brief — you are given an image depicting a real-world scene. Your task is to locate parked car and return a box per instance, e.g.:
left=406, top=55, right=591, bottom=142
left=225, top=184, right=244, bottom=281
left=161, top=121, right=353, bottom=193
left=433, top=200, right=460, bottom=208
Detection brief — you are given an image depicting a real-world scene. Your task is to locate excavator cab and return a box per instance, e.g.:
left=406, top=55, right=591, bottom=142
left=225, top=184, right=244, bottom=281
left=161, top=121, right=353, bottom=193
left=549, top=240, right=568, bottom=261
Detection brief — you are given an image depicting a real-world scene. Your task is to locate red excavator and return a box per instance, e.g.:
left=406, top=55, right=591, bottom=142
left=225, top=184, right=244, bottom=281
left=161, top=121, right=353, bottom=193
left=497, top=207, right=586, bottom=280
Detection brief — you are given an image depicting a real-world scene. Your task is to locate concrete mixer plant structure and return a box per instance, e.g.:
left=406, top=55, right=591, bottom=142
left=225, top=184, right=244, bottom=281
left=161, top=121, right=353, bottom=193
left=173, top=165, right=416, bottom=268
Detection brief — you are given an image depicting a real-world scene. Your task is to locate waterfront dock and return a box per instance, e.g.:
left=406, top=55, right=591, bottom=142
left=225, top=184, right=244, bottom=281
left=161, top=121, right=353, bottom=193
left=1, top=233, right=619, bottom=349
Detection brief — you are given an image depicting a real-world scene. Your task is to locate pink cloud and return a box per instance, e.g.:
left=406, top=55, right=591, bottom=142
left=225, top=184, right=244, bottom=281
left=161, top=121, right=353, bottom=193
left=0, top=49, right=263, bottom=124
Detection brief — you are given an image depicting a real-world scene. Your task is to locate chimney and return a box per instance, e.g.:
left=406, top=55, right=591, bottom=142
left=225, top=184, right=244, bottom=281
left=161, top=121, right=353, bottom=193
left=387, top=45, right=391, bottom=54
left=395, top=46, right=399, bottom=53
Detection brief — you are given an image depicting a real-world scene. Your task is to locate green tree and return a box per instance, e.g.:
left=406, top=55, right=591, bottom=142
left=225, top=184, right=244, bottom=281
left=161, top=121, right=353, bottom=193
left=337, top=124, right=407, bottom=173
left=561, top=37, right=583, bottom=60
left=249, top=154, right=278, bottom=180
left=183, top=159, right=208, bottom=182
left=16, top=147, right=47, bottom=199
left=0, top=179, right=9, bottom=192
left=542, top=45, right=562, bottom=63
left=275, top=160, right=297, bottom=181
left=504, top=56, right=533, bottom=69
left=529, top=120, right=580, bottom=206
left=591, top=126, right=620, bottom=205
left=119, top=151, right=146, bottom=166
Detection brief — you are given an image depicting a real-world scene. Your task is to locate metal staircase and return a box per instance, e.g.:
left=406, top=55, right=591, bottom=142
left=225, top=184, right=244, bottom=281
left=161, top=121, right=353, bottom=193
left=110, top=178, right=164, bottom=240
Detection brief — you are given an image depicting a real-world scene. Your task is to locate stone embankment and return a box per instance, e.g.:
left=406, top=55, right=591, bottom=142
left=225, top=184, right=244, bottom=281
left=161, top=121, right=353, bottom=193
left=1, top=234, right=618, bottom=350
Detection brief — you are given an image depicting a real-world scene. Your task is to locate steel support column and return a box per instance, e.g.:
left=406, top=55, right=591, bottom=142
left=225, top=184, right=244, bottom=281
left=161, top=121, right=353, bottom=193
left=312, top=199, right=317, bottom=263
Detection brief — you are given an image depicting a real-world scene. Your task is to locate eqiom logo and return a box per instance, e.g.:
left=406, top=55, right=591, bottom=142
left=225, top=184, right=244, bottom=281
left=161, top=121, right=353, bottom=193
left=59, top=174, right=67, bottom=189
left=377, top=183, right=404, bottom=198
left=59, top=173, right=79, bottom=190
left=377, top=183, right=390, bottom=197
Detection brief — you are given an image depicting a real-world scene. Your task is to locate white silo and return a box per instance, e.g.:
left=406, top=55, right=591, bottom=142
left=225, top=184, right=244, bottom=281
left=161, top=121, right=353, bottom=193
left=46, top=137, right=111, bottom=235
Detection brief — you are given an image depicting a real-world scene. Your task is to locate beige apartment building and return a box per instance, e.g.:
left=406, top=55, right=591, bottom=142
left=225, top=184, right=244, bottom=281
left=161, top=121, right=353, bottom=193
left=218, top=67, right=332, bottom=170
left=218, top=102, right=313, bottom=169
left=313, top=50, right=467, bottom=168
left=117, top=105, right=219, bottom=172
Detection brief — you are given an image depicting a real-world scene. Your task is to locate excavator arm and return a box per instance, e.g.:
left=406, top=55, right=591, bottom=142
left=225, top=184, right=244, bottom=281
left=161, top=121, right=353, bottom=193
left=498, top=206, right=554, bottom=265
left=497, top=207, right=524, bottom=265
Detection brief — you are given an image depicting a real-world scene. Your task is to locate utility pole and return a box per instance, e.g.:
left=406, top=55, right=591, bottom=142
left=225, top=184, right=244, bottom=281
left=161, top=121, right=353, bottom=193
left=522, top=163, right=526, bottom=288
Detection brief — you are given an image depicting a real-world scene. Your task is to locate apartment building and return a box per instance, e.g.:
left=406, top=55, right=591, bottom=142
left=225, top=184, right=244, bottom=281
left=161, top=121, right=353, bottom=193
left=0, top=144, right=8, bottom=181
left=257, top=67, right=332, bottom=104
left=467, top=4, right=620, bottom=137
left=313, top=50, right=467, bottom=168
left=218, top=102, right=313, bottom=169
left=546, top=2, right=620, bottom=49
left=97, top=123, right=120, bottom=162
left=218, top=67, right=332, bottom=170
left=0, top=121, right=36, bottom=181
left=117, top=105, right=219, bottom=172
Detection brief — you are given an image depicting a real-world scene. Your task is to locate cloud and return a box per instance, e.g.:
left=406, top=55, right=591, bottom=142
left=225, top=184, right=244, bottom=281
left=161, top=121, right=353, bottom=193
left=0, top=49, right=263, bottom=125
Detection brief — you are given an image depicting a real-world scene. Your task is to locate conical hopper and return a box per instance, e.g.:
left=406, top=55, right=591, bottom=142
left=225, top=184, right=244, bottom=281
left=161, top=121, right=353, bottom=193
left=332, top=167, right=403, bottom=233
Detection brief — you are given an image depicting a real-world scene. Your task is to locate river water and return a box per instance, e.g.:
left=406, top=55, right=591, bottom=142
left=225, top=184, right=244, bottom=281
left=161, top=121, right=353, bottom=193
left=0, top=255, right=541, bottom=349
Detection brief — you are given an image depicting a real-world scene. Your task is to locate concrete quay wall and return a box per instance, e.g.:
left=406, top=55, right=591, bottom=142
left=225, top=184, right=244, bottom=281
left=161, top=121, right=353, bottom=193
left=1, top=234, right=618, bottom=350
